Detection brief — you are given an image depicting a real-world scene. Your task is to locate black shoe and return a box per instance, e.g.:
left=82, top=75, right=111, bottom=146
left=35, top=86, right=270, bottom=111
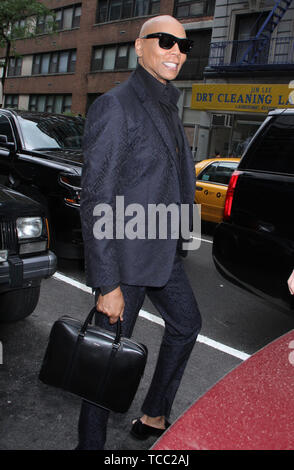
left=130, top=418, right=171, bottom=440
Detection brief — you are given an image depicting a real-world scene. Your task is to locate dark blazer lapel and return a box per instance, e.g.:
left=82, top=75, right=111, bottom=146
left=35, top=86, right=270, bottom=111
left=129, top=71, right=181, bottom=176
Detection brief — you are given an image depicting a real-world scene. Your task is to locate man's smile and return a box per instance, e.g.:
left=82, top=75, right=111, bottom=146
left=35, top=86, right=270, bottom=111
left=162, top=62, right=179, bottom=70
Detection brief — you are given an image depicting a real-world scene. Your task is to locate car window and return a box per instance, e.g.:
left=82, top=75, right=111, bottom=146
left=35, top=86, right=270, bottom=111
left=0, top=115, right=14, bottom=143
left=213, top=162, right=239, bottom=185
left=17, top=114, right=84, bottom=151
left=198, top=162, right=238, bottom=185
left=240, top=114, right=294, bottom=175
left=198, top=162, right=218, bottom=182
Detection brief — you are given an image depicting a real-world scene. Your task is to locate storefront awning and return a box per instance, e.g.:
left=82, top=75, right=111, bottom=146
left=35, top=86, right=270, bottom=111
left=191, top=83, right=294, bottom=114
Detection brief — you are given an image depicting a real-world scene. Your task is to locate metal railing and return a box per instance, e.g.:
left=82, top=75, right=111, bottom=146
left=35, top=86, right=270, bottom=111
left=208, top=36, right=294, bottom=68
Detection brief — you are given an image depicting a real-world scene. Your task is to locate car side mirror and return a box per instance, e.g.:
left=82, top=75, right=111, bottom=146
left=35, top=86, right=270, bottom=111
left=0, top=134, right=16, bottom=151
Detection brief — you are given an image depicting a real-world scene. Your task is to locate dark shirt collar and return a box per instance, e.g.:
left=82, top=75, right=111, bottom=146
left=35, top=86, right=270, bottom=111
left=136, top=64, right=180, bottom=107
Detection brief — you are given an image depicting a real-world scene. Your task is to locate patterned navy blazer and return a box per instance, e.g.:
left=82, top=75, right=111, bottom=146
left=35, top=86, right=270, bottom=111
left=80, top=66, right=196, bottom=289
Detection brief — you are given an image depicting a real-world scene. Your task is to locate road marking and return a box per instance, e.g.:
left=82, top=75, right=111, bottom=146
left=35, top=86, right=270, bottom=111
left=139, top=309, right=250, bottom=361
left=53, top=271, right=250, bottom=361
left=53, top=271, right=92, bottom=294
left=192, top=236, right=213, bottom=244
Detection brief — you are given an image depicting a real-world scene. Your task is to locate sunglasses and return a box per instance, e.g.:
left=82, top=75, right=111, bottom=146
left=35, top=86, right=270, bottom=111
left=141, top=32, right=194, bottom=55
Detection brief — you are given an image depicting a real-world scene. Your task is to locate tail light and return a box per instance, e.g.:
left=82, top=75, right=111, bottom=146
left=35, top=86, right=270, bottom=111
left=223, top=170, right=242, bottom=221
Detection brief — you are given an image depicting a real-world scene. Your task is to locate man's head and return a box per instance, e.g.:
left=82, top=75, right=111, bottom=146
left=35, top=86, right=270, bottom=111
left=135, top=15, right=191, bottom=84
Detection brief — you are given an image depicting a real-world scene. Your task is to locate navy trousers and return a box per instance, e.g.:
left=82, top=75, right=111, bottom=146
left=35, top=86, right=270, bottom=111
left=77, top=253, right=201, bottom=450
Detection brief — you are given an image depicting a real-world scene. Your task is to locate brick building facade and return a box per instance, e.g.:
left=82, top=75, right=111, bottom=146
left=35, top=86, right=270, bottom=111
left=0, top=0, right=215, bottom=129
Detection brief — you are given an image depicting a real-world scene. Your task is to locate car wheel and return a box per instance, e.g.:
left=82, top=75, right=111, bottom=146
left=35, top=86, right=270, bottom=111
left=0, top=286, right=41, bottom=323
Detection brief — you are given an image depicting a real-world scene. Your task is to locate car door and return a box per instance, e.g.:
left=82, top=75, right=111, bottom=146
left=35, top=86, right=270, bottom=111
left=0, top=114, right=16, bottom=185
left=196, top=161, right=239, bottom=222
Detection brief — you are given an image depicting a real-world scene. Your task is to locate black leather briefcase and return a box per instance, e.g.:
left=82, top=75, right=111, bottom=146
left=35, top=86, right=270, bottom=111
left=39, top=307, right=148, bottom=413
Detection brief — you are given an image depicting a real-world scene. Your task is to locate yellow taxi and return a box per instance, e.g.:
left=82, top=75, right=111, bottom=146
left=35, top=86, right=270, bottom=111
left=195, top=157, right=240, bottom=223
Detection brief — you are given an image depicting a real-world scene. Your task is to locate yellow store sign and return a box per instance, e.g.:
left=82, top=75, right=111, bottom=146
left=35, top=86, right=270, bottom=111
left=191, top=83, right=294, bottom=113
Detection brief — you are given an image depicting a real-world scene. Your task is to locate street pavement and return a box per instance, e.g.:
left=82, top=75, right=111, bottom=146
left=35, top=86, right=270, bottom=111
left=1, top=224, right=294, bottom=450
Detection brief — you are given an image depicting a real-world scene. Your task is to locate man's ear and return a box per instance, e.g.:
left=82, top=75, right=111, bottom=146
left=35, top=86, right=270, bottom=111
left=135, top=38, right=143, bottom=58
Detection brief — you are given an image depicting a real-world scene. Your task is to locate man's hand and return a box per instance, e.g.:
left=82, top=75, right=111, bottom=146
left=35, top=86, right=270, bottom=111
left=96, top=286, right=125, bottom=324
left=288, top=270, right=294, bottom=295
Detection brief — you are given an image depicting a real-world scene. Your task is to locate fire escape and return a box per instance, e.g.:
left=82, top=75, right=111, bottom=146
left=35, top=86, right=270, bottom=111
left=239, top=0, right=293, bottom=65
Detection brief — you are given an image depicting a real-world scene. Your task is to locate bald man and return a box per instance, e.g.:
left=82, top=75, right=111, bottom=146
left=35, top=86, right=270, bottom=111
left=77, top=15, right=202, bottom=449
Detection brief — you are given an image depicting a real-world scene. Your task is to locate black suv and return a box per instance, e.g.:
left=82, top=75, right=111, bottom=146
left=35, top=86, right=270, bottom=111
left=0, top=184, right=56, bottom=322
left=0, top=109, right=84, bottom=259
left=213, top=109, right=294, bottom=314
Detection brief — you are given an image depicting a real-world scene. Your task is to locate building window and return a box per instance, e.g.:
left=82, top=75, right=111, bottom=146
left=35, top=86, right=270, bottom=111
left=37, top=3, right=81, bottom=33
left=55, top=4, right=82, bottom=30
left=4, top=95, right=19, bottom=109
left=29, top=95, right=72, bottom=113
left=7, top=57, right=22, bottom=76
left=177, top=30, right=211, bottom=80
left=36, top=14, right=55, bottom=34
left=232, top=12, right=270, bottom=65
left=96, top=0, right=160, bottom=23
left=91, top=43, right=137, bottom=71
left=32, top=50, right=76, bottom=75
left=14, top=19, right=26, bottom=29
left=174, top=0, right=215, bottom=18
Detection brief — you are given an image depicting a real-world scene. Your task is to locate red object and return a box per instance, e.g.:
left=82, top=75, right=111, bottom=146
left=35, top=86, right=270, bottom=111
left=223, top=170, right=242, bottom=220
left=152, top=330, right=294, bottom=450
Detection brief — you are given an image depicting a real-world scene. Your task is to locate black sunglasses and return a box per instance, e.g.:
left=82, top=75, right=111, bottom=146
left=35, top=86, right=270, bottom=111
left=141, top=32, right=194, bottom=55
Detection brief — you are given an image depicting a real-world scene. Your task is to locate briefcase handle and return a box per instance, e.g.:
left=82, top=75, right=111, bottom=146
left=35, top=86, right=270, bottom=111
left=79, top=307, right=122, bottom=348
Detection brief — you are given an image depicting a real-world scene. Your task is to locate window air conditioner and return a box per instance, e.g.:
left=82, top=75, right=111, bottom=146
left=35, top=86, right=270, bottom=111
left=211, top=114, right=233, bottom=127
